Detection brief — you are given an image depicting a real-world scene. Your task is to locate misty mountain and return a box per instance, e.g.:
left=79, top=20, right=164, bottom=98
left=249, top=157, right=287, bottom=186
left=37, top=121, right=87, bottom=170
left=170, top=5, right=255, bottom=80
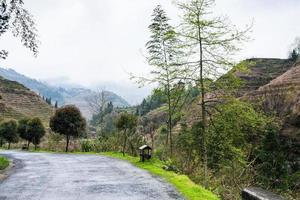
left=0, top=67, right=130, bottom=119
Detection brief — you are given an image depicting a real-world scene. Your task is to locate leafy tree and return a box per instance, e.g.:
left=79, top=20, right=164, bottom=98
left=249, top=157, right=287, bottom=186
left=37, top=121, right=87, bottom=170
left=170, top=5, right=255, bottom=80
left=289, top=37, right=300, bottom=61
left=18, top=118, right=31, bottom=148
left=174, top=122, right=202, bottom=174
left=27, top=118, right=45, bottom=150
left=133, top=5, right=186, bottom=156
left=105, top=101, right=113, bottom=114
left=0, top=0, right=39, bottom=59
left=255, top=123, right=300, bottom=193
left=207, top=100, right=267, bottom=170
left=116, top=112, right=137, bottom=156
left=137, top=89, right=166, bottom=116
left=50, top=105, right=87, bottom=152
left=176, top=0, right=250, bottom=184
left=0, top=120, right=18, bottom=149
left=289, top=49, right=298, bottom=62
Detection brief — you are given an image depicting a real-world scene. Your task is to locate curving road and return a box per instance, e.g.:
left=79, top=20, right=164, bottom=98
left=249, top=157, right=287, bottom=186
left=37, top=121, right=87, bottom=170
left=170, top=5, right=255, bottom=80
left=0, top=151, right=184, bottom=200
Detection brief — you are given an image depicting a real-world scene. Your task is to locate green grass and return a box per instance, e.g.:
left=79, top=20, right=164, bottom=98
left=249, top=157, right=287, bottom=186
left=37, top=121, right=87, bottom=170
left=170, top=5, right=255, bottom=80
left=100, top=152, right=219, bottom=200
left=0, top=156, right=9, bottom=170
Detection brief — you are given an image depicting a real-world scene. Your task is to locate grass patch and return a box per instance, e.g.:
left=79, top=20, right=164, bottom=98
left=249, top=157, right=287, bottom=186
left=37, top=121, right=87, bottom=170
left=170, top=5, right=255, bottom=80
left=0, top=156, right=9, bottom=170
left=100, top=152, right=219, bottom=200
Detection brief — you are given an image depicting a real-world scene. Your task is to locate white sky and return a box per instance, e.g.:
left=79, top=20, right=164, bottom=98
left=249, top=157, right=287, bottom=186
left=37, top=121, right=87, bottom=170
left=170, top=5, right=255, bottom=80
left=0, top=0, right=299, bottom=104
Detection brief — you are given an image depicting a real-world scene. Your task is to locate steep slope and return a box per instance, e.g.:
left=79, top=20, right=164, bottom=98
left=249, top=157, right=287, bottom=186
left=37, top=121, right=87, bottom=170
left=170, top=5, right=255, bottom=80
left=242, top=61, right=300, bottom=162
left=0, top=67, right=64, bottom=103
left=235, top=58, right=294, bottom=96
left=244, top=61, right=300, bottom=117
left=0, top=76, right=53, bottom=124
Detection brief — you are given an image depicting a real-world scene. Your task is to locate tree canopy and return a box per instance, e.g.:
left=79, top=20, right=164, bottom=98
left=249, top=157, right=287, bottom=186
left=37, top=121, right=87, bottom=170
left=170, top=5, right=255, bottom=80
left=50, top=105, right=86, bottom=152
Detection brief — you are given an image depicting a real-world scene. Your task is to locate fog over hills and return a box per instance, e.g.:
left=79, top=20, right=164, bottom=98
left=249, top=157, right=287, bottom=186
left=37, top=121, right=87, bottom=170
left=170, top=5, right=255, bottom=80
left=0, top=67, right=131, bottom=119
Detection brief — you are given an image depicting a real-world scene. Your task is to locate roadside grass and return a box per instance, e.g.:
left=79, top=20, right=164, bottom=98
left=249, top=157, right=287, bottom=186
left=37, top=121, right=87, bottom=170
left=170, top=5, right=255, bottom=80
left=0, top=156, right=9, bottom=170
left=100, top=152, right=219, bottom=200
left=23, top=149, right=219, bottom=200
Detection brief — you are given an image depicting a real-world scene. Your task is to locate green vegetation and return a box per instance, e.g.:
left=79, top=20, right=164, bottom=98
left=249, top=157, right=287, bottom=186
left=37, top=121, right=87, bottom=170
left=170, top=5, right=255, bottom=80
left=0, top=156, right=9, bottom=170
left=116, top=112, right=138, bottom=156
left=50, top=105, right=87, bottom=152
left=0, top=120, right=18, bottom=149
left=18, top=117, right=46, bottom=150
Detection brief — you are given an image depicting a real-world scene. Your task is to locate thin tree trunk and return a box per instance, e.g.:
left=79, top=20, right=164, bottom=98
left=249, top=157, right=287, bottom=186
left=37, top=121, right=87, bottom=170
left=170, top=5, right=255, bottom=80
left=162, top=39, right=173, bottom=157
left=122, top=130, right=127, bottom=156
left=167, top=92, right=173, bottom=157
left=35, top=144, right=37, bottom=150
left=151, top=129, right=154, bottom=151
left=0, top=138, right=3, bottom=147
left=198, top=24, right=208, bottom=188
left=27, top=141, right=30, bottom=150
left=8, top=142, right=11, bottom=149
left=65, top=135, right=70, bottom=152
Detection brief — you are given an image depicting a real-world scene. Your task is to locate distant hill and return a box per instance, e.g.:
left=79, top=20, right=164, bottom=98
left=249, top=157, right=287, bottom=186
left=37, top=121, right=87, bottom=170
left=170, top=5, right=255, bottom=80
left=0, top=76, right=53, bottom=124
left=0, top=67, right=130, bottom=119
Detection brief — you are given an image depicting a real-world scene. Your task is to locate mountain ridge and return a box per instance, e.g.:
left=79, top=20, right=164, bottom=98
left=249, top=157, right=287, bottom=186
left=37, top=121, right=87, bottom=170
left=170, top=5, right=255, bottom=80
left=0, top=67, right=130, bottom=119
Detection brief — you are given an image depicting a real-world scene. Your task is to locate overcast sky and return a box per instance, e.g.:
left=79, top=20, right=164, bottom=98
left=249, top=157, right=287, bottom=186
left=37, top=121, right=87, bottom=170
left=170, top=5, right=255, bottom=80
left=0, top=0, right=299, bottom=104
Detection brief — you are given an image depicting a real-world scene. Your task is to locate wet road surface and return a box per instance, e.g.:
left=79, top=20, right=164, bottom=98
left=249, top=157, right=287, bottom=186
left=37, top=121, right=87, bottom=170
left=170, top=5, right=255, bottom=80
left=0, top=151, right=184, bottom=200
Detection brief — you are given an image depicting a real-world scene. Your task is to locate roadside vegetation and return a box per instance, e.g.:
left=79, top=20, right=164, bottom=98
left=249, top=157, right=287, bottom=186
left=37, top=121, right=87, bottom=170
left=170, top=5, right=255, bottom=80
left=0, top=156, right=9, bottom=170
left=100, top=152, right=218, bottom=200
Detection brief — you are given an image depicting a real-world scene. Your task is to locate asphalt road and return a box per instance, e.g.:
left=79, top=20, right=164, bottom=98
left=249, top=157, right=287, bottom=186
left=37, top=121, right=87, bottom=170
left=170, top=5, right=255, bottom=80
left=0, top=151, right=184, bottom=200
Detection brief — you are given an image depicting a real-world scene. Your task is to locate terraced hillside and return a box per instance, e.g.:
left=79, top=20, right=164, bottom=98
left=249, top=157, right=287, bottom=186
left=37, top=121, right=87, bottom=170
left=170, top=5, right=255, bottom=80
left=0, top=76, right=53, bottom=124
left=236, top=58, right=294, bottom=96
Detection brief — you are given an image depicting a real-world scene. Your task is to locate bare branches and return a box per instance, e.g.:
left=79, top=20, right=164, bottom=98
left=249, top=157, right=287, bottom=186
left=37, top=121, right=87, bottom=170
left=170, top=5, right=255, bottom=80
left=85, top=90, right=108, bottom=116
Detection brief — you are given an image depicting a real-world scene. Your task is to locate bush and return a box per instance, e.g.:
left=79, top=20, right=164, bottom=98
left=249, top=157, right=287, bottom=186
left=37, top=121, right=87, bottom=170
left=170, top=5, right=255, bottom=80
left=0, top=156, right=9, bottom=170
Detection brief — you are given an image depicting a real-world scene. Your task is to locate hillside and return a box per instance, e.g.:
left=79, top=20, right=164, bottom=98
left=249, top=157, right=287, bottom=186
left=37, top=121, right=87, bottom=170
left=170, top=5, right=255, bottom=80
left=0, top=76, right=53, bottom=124
left=0, top=67, right=130, bottom=119
left=235, top=58, right=294, bottom=96
left=63, top=88, right=130, bottom=119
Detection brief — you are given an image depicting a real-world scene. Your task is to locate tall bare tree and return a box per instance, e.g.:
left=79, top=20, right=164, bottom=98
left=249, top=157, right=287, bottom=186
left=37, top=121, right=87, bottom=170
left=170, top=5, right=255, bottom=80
left=86, top=90, right=108, bottom=116
left=177, top=0, right=251, bottom=186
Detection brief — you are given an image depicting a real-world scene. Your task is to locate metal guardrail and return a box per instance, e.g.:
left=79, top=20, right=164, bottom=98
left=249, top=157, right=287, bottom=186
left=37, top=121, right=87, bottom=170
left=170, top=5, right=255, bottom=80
left=242, top=187, right=285, bottom=200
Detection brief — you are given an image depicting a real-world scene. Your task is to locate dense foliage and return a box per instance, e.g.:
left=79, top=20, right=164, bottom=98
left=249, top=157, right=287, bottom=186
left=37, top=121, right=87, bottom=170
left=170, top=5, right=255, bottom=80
left=50, top=105, right=87, bottom=152
left=0, top=120, right=18, bottom=149
left=18, top=117, right=45, bottom=149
